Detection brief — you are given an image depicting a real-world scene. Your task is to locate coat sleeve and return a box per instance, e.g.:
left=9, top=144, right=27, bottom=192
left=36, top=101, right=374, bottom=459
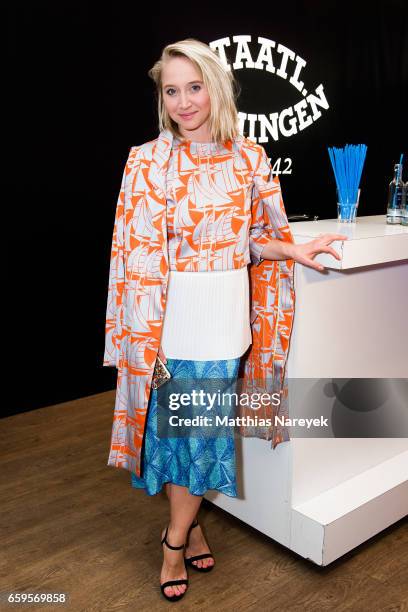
left=248, top=144, right=294, bottom=266
left=103, top=146, right=138, bottom=368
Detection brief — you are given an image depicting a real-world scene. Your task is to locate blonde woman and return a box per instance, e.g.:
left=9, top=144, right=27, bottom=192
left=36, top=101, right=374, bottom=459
left=103, top=38, right=347, bottom=602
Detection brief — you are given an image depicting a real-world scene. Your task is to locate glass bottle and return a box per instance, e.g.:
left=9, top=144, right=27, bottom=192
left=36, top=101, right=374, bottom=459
left=401, top=181, right=408, bottom=226
left=386, top=163, right=403, bottom=224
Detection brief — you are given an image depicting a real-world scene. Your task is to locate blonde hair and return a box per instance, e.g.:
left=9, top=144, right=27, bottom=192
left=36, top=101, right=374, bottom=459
left=148, top=38, right=241, bottom=144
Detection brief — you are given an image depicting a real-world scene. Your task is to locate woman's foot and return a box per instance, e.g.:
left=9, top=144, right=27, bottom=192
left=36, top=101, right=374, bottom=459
left=160, top=525, right=189, bottom=599
left=184, top=521, right=215, bottom=570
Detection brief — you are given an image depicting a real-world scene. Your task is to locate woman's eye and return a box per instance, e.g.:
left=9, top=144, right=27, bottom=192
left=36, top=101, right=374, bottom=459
left=165, top=85, right=201, bottom=95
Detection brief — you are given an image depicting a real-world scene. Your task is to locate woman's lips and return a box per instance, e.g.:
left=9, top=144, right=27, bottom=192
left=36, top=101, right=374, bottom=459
left=179, top=112, right=197, bottom=119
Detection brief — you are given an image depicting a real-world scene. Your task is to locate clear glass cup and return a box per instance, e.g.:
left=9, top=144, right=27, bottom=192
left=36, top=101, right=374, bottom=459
left=337, top=189, right=360, bottom=223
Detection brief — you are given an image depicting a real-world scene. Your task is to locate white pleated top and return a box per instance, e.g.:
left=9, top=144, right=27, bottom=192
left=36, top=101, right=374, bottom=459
left=160, top=266, right=252, bottom=360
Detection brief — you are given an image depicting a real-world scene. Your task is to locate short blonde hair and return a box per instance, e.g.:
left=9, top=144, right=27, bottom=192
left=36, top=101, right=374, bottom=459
left=148, top=38, right=241, bottom=144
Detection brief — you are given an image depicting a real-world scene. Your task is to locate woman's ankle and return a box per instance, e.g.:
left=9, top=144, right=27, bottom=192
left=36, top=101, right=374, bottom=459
left=167, top=522, right=189, bottom=544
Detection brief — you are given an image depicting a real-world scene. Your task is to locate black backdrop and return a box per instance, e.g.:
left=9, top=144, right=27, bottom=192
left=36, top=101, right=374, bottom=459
left=7, top=1, right=407, bottom=416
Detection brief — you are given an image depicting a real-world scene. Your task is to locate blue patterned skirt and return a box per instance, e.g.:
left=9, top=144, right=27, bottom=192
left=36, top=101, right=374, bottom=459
left=130, top=357, right=241, bottom=498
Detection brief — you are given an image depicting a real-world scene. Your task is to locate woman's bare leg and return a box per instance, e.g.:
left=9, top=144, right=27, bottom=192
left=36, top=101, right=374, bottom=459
left=161, top=483, right=203, bottom=597
left=164, top=483, right=197, bottom=520
left=163, top=483, right=214, bottom=574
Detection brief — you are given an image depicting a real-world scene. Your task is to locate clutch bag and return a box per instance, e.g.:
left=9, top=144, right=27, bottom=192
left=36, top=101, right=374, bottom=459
left=151, top=354, right=172, bottom=390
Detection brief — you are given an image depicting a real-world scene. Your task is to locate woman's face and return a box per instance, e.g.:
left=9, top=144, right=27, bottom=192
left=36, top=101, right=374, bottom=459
left=161, top=56, right=212, bottom=140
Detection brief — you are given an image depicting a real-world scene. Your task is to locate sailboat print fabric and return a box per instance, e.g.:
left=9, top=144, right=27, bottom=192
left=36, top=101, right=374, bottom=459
left=165, top=136, right=276, bottom=271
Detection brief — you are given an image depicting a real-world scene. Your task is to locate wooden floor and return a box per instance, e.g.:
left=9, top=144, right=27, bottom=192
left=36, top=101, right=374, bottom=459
left=2, top=391, right=407, bottom=611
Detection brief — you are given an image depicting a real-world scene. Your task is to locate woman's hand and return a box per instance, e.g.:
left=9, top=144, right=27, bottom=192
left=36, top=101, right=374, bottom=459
left=158, top=346, right=167, bottom=364
left=291, top=233, right=349, bottom=271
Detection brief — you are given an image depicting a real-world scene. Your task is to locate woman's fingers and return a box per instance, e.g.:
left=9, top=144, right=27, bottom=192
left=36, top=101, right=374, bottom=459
left=308, top=259, right=325, bottom=271
left=317, top=233, right=348, bottom=239
left=317, top=233, right=348, bottom=243
left=320, top=245, right=342, bottom=260
left=294, top=235, right=346, bottom=271
left=309, top=234, right=347, bottom=262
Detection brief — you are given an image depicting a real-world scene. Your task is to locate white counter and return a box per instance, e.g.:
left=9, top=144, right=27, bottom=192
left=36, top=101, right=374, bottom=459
left=292, top=214, right=408, bottom=269
left=205, top=214, right=408, bottom=566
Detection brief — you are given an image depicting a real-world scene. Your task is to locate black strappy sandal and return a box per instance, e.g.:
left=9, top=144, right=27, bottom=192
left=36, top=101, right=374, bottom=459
left=184, top=519, right=215, bottom=572
left=160, top=525, right=189, bottom=602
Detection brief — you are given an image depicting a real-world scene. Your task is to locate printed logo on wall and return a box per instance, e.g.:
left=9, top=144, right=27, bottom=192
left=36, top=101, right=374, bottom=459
left=210, top=36, right=330, bottom=175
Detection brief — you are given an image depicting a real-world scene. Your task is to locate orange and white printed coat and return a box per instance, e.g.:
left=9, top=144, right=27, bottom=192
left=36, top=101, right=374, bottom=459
left=103, top=128, right=296, bottom=478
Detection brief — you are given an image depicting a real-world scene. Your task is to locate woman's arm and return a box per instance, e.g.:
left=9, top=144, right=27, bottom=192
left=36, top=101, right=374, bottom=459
left=248, top=144, right=295, bottom=266
left=259, top=233, right=349, bottom=271
left=249, top=144, right=348, bottom=272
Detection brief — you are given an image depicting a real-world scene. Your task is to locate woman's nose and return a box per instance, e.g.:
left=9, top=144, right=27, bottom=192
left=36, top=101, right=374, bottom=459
left=179, top=93, right=192, bottom=109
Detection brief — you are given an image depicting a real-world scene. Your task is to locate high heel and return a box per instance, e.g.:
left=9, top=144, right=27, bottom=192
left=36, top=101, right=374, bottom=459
left=184, top=519, right=215, bottom=572
left=160, top=525, right=189, bottom=602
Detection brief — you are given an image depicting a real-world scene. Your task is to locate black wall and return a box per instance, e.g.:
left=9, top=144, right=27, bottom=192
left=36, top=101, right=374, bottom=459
left=7, top=1, right=407, bottom=416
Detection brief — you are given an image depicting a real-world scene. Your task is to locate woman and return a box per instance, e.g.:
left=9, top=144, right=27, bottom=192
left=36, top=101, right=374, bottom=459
left=103, top=38, right=347, bottom=602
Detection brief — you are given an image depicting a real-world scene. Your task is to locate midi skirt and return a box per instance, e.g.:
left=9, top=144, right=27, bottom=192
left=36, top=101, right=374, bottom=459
left=130, top=356, right=241, bottom=498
